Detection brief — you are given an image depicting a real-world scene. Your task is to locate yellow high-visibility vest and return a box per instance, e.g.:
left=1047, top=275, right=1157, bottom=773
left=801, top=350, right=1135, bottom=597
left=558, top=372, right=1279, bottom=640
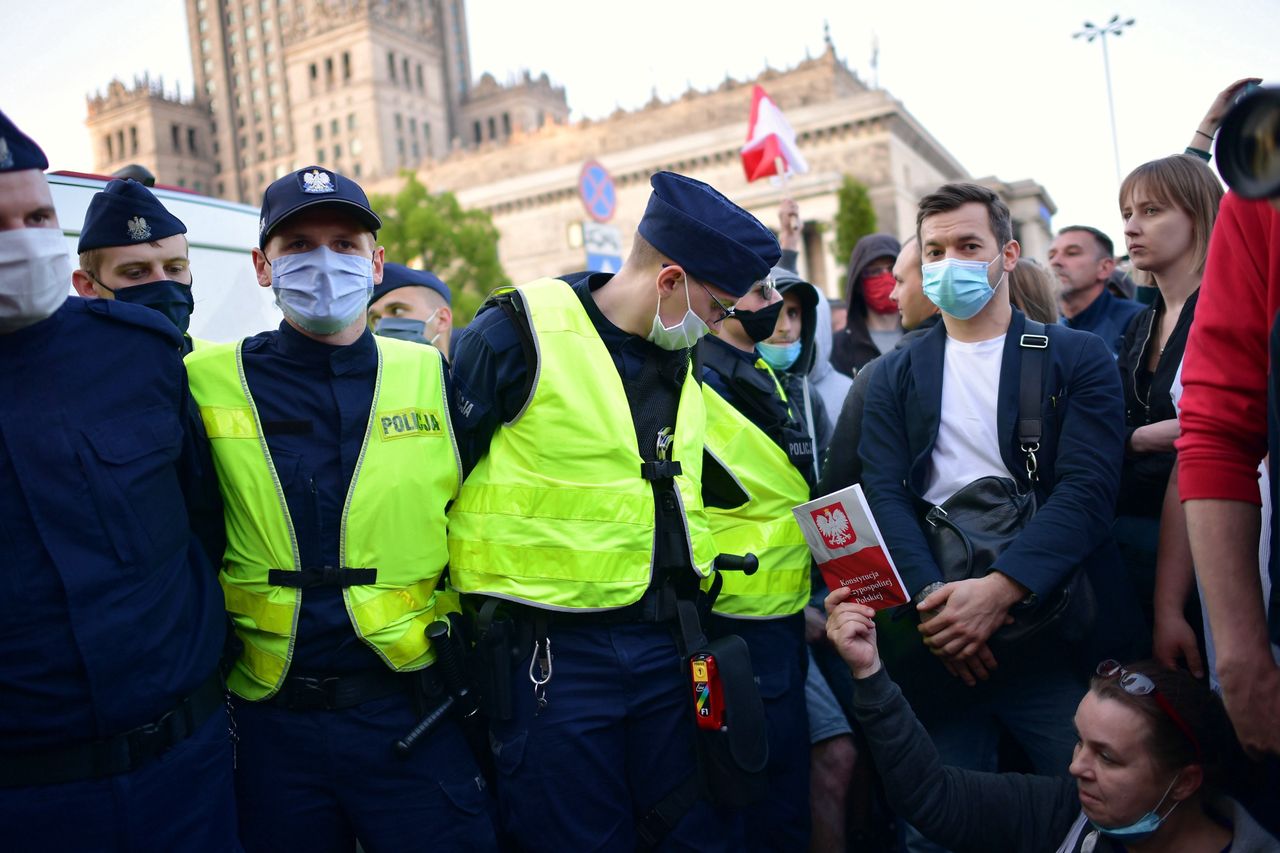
left=448, top=277, right=717, bottom=610
left=186, top=336, right=461, bottom=700
left=703, top=385, right=812, bottom=618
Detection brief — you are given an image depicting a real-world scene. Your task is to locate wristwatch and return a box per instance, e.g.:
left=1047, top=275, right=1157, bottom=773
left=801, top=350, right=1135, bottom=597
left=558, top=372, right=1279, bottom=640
left=911, top=581, right=945, bottom=608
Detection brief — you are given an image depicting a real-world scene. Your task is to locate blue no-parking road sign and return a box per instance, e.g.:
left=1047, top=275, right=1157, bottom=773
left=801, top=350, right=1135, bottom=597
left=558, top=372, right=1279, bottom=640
left=578, top=160, right=617, bottom=223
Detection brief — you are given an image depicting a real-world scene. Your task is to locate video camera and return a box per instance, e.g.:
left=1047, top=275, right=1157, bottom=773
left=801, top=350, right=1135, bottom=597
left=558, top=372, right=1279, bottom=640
left=1217, top=85, right=1280, bottom=199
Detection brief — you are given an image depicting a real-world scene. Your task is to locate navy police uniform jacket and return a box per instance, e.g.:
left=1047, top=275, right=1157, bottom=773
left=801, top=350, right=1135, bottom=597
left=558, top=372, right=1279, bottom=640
left=859, top=309, right=1145, bottom=663
left=0, top=297, right=225, bottom=752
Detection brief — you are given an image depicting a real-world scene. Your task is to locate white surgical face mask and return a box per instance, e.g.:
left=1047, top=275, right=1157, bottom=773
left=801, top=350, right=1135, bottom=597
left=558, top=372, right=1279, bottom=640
left=0, top=227, right=71, bottom=334
left=270, top=246, right=373, bottom=335
left=648, top=275, right=710, bottom=350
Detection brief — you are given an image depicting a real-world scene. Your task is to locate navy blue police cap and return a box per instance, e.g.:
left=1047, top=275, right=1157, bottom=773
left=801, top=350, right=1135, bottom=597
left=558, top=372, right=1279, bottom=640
left=77, top=179, right=187, bottom=253
left=370, top=263, right=451, bottom=306
left=637, top=171, right=780, bottom=298
left=0, top=109, right=49, bottom=172
left=258, top=165, right=381, bottom=249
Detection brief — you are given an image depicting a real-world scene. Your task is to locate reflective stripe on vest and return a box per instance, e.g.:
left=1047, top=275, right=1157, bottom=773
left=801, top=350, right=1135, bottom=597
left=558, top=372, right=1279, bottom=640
left=703, top=385, right=812, bottom=618
left=447, top=277, right=717, bottom=611
left=186, top=336, right=461, bottom=700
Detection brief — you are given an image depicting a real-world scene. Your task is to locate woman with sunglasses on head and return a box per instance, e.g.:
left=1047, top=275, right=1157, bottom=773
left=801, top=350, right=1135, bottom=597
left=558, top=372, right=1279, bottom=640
left=825, top=586, right=1278, bottom=852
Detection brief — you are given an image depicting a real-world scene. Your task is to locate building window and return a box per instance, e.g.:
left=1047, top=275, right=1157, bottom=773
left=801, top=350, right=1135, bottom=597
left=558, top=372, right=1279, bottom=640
left=408, top=117, right=417, bottom=137
left=330, top=118, right=339, bottom=136
left=116, top=130, right=125, bottom=158
left=203, top=59, right=214, bottom=74
left=263, top=39, right=273, bottom=54
left=217, top=181, right=224, bottom=196
left=342, top=52, right=351, bottom=82
left=411, top=141, right=419, bottom=161
left=129, top=126, right=138, bottom=155
left=333, top=144, right=342, bottom=160
left=402, top=57, right=409, bottom=87
left=267, top=61, right=277, bottom=76
left=171, top=123, right=181, bottom=152
left=353, top=162, right=362, bottom=178
left=199, top=18, right=208, bottom=32
left=387, top=51, right=396, bottom=82
left=249, top=67, right=260, bottom=82
left=416, top=64, right=424, bottom=91
left=188, top=127, right=198, bottom=154
left=350, top=138, right=362, bottom=155
left=105, top=134, right=113, bottom=160
left=324, top=57, right=334, bottom=87
left=502, top=112, right=511, bottom=136
left=245, top=24, right=256, bottom=41
left=247, top=45, right=257, bottom=61
left=423, top=122, right=430, bottom=149
left=394, top=113, right=402, bottom=131
left=347, top=113, right=356, bottom=131
left=487, top=116, right=496, bottom=140
left=255, top=130, right=264, bottom=144
left=317, top=149, right=324, bottom=164
left=314, top=123, right=322, bottom=141
left=229, top=31, right=238, bottom=46
left=261, top=17, right=271, bottom=32
left=200, top=38, right=211, bottom=54
left=473, top=121, right=481, bottom=144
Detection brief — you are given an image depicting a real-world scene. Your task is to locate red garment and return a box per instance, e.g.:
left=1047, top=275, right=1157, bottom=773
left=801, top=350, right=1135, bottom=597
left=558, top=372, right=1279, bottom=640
left=1176, top=192, right=1280, bottom=503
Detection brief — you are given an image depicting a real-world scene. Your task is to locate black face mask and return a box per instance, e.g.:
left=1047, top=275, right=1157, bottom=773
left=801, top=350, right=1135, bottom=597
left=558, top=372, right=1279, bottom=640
left=732, top=299, right=784, bottom=344
left=105, top=278, right=196, bottom=334
left=373, top=316, right=430, bottom=345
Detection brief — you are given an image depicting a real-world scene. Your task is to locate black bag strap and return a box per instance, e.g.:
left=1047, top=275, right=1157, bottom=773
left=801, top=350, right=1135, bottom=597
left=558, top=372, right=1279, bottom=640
left=1017, top=319, right=1048, bottom=483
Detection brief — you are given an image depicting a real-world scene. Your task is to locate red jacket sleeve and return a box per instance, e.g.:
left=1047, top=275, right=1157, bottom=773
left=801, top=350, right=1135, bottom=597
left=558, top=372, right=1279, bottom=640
left=1176, top=192, right=1280, bottom=504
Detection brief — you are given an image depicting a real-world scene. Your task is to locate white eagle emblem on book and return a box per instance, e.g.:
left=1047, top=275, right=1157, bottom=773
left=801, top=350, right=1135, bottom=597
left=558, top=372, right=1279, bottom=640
left=302, top=170, right=334, bottom=193
left=815, top=506, right=853, bottom=546
left=127, top=216, right=152, bottom=242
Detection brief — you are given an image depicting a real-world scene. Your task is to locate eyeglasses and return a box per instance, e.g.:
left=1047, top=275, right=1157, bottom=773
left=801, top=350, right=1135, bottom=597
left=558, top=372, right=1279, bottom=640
left=694, top=279, right=737, bottom=325
left=1095, top=660, right=1203, bottom=763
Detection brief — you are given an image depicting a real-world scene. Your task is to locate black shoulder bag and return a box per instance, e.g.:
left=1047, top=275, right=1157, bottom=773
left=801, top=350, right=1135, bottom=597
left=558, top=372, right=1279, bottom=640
left=920, top=321, right=1096, bottom=649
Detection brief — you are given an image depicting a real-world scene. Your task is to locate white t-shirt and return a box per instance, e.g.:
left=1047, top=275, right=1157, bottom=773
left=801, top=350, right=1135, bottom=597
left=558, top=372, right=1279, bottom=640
left=923, top=334, right=1012, bottom=507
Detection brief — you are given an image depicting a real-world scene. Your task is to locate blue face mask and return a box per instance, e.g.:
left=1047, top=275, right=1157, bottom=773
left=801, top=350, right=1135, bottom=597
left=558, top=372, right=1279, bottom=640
left=270, top=246, right=373, bottom=335
left=374, top=316, right=431, bottom=345
left=109, top=279, right=195, bottom=334
left=757, top=339, right=801, bottom=371
left=921, top=250, right=1006, bottom=320
left=1088, top=774, right=1181, bottom=844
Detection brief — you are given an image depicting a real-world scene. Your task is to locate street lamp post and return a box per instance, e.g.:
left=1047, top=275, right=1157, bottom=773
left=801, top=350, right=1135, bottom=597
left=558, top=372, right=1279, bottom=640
left=1074, top=14, right=1136, bottom=184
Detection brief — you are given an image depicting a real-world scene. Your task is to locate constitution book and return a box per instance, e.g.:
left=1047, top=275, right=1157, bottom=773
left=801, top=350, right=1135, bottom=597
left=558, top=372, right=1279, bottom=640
left=793, top=484, right=909, bottom=610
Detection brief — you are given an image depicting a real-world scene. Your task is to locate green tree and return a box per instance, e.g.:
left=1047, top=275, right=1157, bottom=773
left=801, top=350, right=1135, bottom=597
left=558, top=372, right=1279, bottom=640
left=369, top=172, right=509, bottom=325
left=831, top=175, right=878, bottom=267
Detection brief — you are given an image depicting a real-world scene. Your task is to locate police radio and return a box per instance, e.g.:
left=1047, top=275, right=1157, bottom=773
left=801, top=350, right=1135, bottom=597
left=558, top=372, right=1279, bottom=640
left=690, top=653, right=726, bottom=731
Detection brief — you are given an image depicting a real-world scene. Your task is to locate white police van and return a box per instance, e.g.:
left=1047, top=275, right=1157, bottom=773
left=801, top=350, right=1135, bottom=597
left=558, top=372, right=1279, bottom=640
left=49, top=171, right=282, bottom=343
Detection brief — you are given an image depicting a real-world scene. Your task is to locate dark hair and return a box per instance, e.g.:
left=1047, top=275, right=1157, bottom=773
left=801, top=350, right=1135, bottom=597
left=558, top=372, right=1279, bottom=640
left=1057, top=225, right=1114, bottom=259
left=916, top=183, right=1012, bottom=248
left=1090, top=660, right=1237, bottom=793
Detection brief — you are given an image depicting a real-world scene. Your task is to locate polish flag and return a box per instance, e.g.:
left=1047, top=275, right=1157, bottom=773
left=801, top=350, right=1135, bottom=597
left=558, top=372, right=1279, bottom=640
left=793, top=484, right=910, bottom=610
left=740, top=85, right=810, bottom=183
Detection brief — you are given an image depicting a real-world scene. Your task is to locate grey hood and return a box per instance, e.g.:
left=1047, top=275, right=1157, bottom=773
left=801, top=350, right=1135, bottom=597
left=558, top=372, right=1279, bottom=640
left=771, top=265, right=853, bottom=420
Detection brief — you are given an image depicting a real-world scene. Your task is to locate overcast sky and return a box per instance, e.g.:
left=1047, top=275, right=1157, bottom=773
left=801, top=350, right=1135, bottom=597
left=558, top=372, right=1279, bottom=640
left=2, top=0, right=1274, bottom=256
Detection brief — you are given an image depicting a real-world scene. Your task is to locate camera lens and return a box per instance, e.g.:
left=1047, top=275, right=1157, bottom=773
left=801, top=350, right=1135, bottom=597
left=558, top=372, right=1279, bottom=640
left=1217, top=86, right=1280, bottom=200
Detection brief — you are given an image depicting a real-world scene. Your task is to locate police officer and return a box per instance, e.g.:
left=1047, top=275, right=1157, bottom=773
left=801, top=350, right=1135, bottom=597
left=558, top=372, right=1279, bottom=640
left=698, top=264, right=821, bottom=850
left=184, top=165, right=497, bottom=851
left=71, top=178, right=204, bottom=353
left=367, top=262, right=453, bottom=356
left=448, top=171, right=780, bottom=851
left=0, top=110, right=236, bottom=850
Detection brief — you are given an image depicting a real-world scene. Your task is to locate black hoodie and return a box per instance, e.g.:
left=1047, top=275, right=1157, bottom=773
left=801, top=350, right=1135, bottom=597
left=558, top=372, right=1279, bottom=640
left=830, top=233, right=902, bottom=377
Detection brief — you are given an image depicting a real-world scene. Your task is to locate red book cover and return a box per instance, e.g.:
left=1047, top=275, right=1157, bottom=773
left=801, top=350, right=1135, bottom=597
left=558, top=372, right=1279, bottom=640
left=793, top=484, right=910, bottom=610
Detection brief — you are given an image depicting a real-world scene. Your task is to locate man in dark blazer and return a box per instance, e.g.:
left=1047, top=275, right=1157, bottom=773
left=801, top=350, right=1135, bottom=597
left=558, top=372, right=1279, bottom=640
left=858, top=183, right=1143, bottom=853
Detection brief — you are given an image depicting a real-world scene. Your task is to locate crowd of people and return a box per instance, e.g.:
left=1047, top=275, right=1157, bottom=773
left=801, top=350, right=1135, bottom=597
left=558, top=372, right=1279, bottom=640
left=1, top=72, right=1278, bottom=853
